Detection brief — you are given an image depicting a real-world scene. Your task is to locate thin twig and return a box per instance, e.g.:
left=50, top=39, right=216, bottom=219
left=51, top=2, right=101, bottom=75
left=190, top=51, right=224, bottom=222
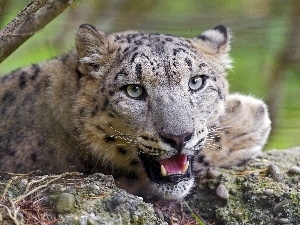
left=1, top=179, right=13, bottom=199
left=1, top=171, right=38, bottom=199
left=0, top=199, right=21, bottom=225
left=25, top=175, right=49, bottom=193
left=12, top=172, right=77, bottom=203
left=0, top=172, right=82, bottom=224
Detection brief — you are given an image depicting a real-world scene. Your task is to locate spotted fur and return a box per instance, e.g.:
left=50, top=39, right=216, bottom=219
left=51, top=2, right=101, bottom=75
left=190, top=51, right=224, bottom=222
left=0, top=24, right=271, bottom=200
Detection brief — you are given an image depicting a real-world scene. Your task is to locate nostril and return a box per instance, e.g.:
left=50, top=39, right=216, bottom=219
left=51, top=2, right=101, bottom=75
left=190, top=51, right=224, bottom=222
left=184, top=132, right=193, bottom=143
left=159, top=131, right=193, bottom=151
left=160, top=135, right=178, bottom=149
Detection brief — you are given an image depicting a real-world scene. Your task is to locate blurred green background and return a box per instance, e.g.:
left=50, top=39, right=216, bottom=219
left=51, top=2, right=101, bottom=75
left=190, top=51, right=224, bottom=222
left=0, top=0, right=299, bottom=150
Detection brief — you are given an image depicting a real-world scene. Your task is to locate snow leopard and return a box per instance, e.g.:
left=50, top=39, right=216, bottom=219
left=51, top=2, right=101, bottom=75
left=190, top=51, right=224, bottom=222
left=0, top=24, right=271, bottom=199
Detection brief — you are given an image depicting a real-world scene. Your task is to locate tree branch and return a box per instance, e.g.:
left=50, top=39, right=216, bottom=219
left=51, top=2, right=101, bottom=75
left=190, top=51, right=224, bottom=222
left=0, top=0, right=48, bottom=40
left=0, top=0, right=73, bottom=63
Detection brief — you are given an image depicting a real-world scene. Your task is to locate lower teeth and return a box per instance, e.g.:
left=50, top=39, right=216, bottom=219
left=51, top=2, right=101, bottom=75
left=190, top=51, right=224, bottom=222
left=160, top=161, right=189, bottom=176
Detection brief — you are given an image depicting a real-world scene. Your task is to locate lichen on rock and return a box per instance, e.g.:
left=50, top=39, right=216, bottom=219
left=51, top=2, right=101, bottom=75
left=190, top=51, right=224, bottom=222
left=187, top=147, right=300, bottom=224
left=48, top=174, right=167, bottom=225
left=0, top=173, right=166, bottom=225
left=0, top=147, right=299, bottom=224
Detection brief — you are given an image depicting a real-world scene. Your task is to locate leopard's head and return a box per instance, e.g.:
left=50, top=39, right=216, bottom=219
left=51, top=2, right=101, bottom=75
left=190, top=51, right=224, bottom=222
left=75, top=24, right=231, bottom=199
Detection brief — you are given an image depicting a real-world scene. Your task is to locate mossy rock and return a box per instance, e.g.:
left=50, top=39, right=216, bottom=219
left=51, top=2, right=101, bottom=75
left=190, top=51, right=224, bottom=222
left=0, top=147, right=299, bottom=224
left=187, top=147, right=300, bottom=224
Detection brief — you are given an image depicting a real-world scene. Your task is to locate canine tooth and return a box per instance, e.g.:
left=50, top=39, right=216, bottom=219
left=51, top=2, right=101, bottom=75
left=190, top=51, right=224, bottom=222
left=161, top=165, right=167, bottom=176
left=181, top=161, right=189, bottom=174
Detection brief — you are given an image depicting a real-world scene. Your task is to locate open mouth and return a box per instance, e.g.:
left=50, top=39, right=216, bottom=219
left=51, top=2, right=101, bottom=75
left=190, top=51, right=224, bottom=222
left=139, top=152, right=192, bottom=184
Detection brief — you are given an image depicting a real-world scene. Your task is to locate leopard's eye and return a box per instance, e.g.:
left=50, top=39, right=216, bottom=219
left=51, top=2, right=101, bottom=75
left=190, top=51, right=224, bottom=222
left=125, top=84, right=145, bottom=99
left=188, top=75, right=207, bottom=91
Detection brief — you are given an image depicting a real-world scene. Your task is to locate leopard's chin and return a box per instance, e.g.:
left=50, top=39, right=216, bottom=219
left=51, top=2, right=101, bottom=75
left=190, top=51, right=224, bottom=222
left=149, top=177, right=195, bottom=200
left=139, top=152, right=194, bottom=199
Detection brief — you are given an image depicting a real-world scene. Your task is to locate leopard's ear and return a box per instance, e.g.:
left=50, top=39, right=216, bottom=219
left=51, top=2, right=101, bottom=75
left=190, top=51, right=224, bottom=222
left=75, top=24, right=117, bottom=77
left=193, top=25, right=232, bottom=69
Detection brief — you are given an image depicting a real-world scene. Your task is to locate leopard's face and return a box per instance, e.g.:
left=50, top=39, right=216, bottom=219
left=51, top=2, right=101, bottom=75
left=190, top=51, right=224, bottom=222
left=75, top=24, right=231, bottom=199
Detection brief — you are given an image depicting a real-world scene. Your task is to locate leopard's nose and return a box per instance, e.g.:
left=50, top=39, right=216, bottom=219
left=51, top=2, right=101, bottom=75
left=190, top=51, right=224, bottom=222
left=159, top=131, right=193, bottom=151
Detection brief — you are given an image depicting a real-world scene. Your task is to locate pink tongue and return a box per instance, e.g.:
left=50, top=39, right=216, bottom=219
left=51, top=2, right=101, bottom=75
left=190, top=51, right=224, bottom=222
left=159, top=154, right=187, bottom=174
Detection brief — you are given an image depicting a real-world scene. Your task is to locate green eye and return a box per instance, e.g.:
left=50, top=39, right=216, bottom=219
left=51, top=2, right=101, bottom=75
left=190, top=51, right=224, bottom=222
left=188, top=75, right=207, bottom=91
left=125, top=84, right=145, bottom=99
